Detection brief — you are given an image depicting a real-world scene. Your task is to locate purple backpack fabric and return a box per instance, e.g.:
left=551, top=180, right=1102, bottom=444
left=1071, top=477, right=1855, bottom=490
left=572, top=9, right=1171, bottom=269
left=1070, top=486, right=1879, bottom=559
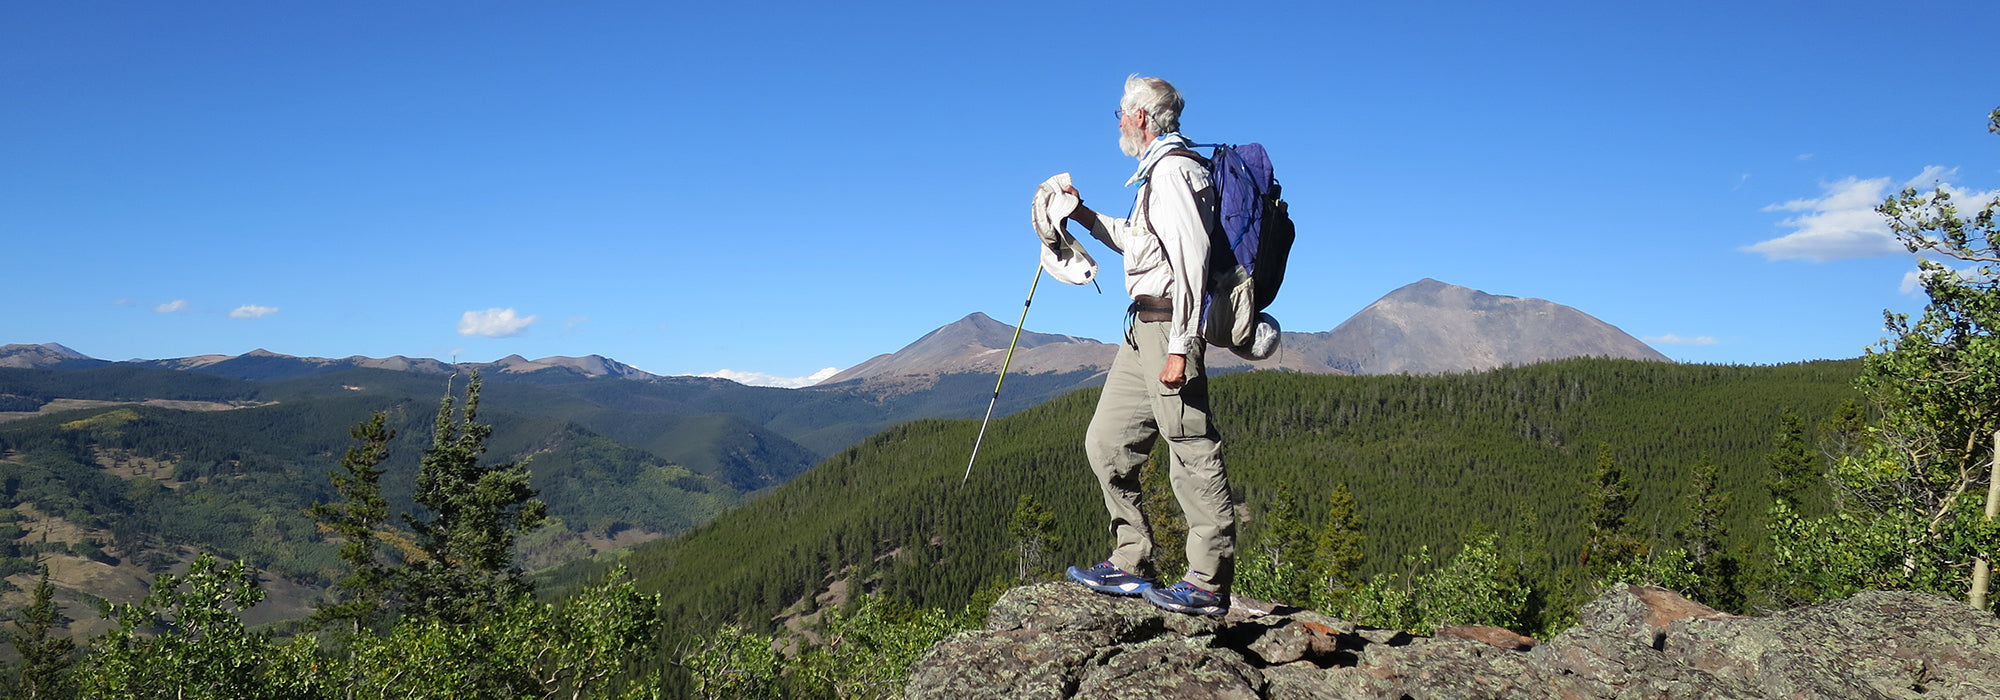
left=1206, top=143, right=1294, bottom=312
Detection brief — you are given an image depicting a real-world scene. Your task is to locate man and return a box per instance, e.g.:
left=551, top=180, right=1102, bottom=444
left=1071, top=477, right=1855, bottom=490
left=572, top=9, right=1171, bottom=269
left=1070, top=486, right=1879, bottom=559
left=1061, top=75, right=1235, bottom=617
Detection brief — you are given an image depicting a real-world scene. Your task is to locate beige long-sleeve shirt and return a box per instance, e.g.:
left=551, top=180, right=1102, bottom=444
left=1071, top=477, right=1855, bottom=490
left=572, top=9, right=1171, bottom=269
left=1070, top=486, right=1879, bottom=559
left=1081, top=154, right=1216, bottom=356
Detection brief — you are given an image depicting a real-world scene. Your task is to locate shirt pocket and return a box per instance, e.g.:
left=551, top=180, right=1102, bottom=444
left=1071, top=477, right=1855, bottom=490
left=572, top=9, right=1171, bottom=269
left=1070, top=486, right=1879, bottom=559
left=1124, top=225, right=1167, bottom=276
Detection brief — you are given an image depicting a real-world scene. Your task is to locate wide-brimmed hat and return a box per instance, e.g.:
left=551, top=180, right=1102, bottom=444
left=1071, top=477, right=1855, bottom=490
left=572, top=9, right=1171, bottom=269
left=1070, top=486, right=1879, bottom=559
left=1033, top=173, right=1097, bottom=285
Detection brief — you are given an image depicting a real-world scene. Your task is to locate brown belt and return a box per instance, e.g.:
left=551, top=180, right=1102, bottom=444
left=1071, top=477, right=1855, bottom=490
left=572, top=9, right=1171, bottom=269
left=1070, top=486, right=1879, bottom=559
left=1130, top=295, right=1172, bottom=323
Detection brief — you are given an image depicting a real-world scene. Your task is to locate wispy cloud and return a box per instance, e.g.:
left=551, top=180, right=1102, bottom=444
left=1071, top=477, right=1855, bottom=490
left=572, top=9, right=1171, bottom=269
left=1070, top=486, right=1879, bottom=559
left=1746, top=167, right=1995, bottom=263
left=155, top=299, right=190, bottom=314
left=698, top=367, right=841, bottom=388
left=1745, top=175, right=1905, bottom=262
left=457, top=308, right=537, bottom=338
left=230, top=304, right=279, bottom=319
left=1644, top=334, right=1718, bottom=346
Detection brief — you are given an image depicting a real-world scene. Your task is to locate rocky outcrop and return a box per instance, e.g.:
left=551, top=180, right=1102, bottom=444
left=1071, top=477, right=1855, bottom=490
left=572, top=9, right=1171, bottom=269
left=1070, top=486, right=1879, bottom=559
left=906, top=583, right=2000, bottom=699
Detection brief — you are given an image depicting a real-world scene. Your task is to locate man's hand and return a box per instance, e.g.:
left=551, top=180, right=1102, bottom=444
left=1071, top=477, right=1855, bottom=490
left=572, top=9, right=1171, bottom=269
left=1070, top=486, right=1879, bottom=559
left=1160, top=354, right=1187, bottom=390
left=1061, top=183, right=1095, bottom=225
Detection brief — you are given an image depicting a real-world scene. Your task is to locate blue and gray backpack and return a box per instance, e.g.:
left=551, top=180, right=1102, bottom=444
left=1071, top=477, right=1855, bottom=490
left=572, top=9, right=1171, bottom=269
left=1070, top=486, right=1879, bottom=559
left=1178, top=143, right=1295, bottom=359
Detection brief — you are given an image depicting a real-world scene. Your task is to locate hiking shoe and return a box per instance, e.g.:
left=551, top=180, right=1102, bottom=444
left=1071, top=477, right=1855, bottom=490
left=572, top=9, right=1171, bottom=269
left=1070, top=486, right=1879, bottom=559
left=1066, top=561, right=1154, bottom=596
left=1143, top=581, right=1228, bottom=617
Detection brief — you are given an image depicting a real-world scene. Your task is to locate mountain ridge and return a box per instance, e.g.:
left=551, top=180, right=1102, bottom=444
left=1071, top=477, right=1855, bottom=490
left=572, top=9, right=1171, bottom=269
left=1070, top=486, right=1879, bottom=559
left=2, top=278, right=1669, bottom=389
left=816, top=278, right=1670, bottom=389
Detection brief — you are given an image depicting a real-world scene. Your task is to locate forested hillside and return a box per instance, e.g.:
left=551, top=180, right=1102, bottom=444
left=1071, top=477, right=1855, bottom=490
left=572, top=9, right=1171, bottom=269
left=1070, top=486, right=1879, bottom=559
left=580, top=358, right=1862, bottom=644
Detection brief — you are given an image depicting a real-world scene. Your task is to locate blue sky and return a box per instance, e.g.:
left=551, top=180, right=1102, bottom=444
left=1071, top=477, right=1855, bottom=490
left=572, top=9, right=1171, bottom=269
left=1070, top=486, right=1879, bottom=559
left=5, top=1, right=1997, bottom=387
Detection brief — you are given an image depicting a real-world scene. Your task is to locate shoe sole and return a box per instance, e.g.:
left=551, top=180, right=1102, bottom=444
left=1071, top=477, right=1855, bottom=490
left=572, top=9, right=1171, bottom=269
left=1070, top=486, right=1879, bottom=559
left=1143, top=591, right=1227, bottom=617
left=1066, top=568, right=1153, bottom=597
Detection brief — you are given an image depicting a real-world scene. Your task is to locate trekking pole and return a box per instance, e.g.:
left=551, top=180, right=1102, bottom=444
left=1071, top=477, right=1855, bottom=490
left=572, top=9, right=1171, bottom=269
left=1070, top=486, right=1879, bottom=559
left=964, top=262, right=1044, bottom=483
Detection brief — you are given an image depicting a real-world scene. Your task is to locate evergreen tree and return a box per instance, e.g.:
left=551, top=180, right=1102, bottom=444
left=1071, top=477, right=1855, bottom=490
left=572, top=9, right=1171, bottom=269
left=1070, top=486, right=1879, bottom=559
left=308, top=410, right=397, bottom=633
left=1581, top=444, right=1644, bottom=585
left=1679, top=454, right=1741, bottom=611
left=1006, top=494, right=1060, bottom=582
left=1765, top=408, right=1816, bottom=510
left=402, top=372, right=549, bottom=624
left=1137, top=449, right=1186, bottom=581
left=1241, top=482, right=1313, bottom=603
left=1311, top=482, right=1365, bottom=610
left=8, top=567, right=75, bottom=700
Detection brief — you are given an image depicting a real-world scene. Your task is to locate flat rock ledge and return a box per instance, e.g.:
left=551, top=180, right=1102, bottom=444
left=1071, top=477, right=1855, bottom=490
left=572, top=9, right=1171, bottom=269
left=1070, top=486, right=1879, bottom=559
left=905, top=583, right=2000, bottom=699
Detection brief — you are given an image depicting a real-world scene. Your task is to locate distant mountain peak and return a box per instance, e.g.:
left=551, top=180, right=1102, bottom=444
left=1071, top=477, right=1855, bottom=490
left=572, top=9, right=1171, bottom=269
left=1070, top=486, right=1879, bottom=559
left=818, top=313, right=1112, bottom=386
left=1319, top=279, right=1670, bottom=374
left=0, top=343, right=103, bottom=369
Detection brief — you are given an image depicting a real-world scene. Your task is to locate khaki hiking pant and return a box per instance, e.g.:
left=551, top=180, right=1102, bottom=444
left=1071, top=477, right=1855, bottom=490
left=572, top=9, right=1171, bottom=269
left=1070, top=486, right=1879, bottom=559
left=1085, top=316, right=1236, bottom=593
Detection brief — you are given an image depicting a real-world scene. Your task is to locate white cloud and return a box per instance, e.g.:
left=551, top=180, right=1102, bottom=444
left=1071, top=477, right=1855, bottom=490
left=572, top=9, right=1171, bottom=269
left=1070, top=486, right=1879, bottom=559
left=1747, top=167, right=1997, bottom=263
left=698, top=367, right=841, bottom=388
left=1644, top=334, right=1718, bottom=346
left=155, top=299, right=190, bottom=314
left=1745, top=175, right=1903, bottom=262
left=457, top=308, right=537, bottom=338
left=229, top=304, right=279, bottom=319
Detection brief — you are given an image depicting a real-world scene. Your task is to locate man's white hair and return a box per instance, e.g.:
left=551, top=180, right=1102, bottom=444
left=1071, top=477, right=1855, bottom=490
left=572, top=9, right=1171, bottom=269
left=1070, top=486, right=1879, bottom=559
left=1121, top=74, right=1183, bottom=135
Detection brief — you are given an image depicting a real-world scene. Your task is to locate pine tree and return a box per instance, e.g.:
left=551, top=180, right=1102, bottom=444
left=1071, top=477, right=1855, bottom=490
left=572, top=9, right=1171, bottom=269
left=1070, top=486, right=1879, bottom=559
left=1138, top=449, right=1185, bottom=581
left=401, top=372, right=549, bottom=624
left=1311, top=482, right=1365, bottom=610
left=1765, top=408, right=1815, bottom=509
left=8, top=567, right=75, bottom=699
left=1006, top=494, right=1060, bottom=582
left=1252, top=482, right=1313, bottom=603
left=1678, top=454, right=1742, bottom=611
left=1581, top=443, right=1643, bottom=580
left=308, top=410, right=397, bottom=633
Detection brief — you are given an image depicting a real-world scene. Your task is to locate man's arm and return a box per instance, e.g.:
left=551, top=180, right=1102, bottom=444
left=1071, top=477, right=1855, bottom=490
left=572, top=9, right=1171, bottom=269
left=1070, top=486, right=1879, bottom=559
left=1152, top=162, right=1212, bottom=389
left=1063, top=186, right=1125, bottom=253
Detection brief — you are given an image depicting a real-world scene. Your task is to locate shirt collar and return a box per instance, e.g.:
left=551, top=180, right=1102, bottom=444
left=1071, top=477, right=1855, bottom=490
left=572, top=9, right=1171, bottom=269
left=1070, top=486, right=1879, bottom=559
left=1125, top=132, right=1195, bottom=187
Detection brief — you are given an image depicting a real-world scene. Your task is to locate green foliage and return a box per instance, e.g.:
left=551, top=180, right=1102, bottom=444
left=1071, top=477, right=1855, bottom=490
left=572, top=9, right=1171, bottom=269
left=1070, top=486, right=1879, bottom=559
left=67, top=550, right=663, bottom=699
left=1769, top=110, right=2000, bottom=610
left=682, top=591, right=979, bottom=700
left=1006, top=494, right=1060, bottom=582
left=81, top=554, right=279, bottom=698
left=307, top=410, right=396, bottom=632
left=1581, top=444, right=1644, bottom=580
left=1311, top=483, right=1365, bottom=611
left=7, top=568, right=75, bottom=699
left=1138, top=447, right=1187, bottom=580
left=1678, top=454, right=1743, bottom=612
left=1765, top=408, right=1816, bottom=509
left=683, top=625, right=784, bottom=700
left=402, top=372, right=549, bottom=624
left=792, top=595, right=964, bottom=700
left=1236, top=482, right=1314, bottom=604
left=337, top=565, right=663, bottom=700
left=1349, top=533, right=1526, bottom=635
left=578, top=356, right=1861, bottom=670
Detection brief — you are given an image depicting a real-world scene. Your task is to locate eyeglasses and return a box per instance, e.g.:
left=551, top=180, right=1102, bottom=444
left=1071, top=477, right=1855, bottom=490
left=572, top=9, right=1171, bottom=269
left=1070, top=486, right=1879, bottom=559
left=1113, top=109, right=1128, bottom=120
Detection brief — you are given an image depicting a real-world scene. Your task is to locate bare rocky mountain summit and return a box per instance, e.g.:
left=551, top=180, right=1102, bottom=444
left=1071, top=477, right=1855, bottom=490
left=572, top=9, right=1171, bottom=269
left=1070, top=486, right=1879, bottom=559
left=1279, top=278, right=1672, bottom=375
left=820, top=312, right=1119, bottom=386
left=908, top=582, right=2000, bottom=699
left=0, top=342, right=103, bottom=369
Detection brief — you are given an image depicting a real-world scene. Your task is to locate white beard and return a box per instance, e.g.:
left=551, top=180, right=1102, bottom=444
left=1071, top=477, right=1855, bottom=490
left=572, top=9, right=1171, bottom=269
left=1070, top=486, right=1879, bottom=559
left=1119, top=124, right=1146, bottom=157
